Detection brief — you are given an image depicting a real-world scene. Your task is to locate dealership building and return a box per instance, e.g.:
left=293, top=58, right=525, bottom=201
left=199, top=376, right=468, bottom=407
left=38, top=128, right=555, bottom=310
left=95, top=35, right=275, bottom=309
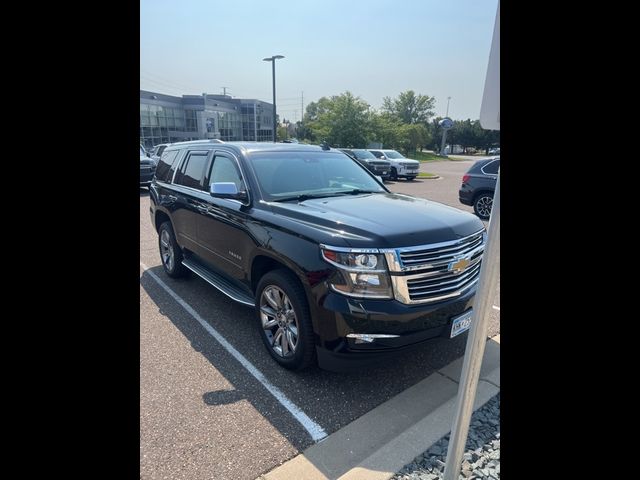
left=140, top=90, right=275, bottom=149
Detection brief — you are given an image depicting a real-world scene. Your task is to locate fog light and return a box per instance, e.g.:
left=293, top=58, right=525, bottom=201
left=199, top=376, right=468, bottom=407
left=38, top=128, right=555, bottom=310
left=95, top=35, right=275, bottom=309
left=346, top=333, right=400, bottom=344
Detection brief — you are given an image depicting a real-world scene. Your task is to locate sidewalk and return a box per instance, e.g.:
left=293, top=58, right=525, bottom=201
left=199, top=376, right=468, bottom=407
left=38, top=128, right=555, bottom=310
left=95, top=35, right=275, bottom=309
left=260, top=335, right=500, bottom=480
left=393, top=394, right=500, bottom=479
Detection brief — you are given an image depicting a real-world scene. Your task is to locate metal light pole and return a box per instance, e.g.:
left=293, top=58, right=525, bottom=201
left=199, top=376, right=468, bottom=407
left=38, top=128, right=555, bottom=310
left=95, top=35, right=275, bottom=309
left=439, top=97, right=452, bottom=155
left=263, top=55, right=285, bottom=142
left=439, top=117, right=453, bottom=156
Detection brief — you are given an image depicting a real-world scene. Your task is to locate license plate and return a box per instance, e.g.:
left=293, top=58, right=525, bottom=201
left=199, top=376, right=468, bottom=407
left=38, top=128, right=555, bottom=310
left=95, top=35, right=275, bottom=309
left=450, top=309, right=473, bottom=338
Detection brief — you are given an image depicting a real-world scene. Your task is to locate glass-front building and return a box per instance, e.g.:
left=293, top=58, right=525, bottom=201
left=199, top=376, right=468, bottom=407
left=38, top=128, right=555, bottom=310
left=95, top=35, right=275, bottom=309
left=140, top=90, right=274, bottom=149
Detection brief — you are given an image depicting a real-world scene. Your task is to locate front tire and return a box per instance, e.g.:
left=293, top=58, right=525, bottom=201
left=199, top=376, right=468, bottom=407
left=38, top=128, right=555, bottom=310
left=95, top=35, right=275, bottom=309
left=158, top=222, right=188, bottom=278
left=255, top=270, right=315, bottom=370
left=473, top=193, right=494, bottom=220
left=406, top=176, right=416, bottom=181
left=390, top=167, right=398, bottom=181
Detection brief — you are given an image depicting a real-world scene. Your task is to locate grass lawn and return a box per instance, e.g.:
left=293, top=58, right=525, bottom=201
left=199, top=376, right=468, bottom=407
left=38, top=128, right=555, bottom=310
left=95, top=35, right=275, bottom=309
left=411, top=151, right=446, bottom=162
left=417, top=172, right=439, bottom=179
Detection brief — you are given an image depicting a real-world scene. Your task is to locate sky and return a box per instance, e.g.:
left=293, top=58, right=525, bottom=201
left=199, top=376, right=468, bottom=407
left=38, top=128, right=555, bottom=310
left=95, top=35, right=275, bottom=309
left=140, top=0, right=499, bottom=122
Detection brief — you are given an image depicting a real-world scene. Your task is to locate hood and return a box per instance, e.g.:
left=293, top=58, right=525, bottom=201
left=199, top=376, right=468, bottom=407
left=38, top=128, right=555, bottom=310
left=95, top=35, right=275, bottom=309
left=268, top=193, right=483, bottom=249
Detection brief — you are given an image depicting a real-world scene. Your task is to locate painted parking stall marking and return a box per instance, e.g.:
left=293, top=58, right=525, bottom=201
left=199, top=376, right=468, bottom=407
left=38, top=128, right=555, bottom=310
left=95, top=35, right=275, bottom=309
left=140, top=261, right=328, bottom=442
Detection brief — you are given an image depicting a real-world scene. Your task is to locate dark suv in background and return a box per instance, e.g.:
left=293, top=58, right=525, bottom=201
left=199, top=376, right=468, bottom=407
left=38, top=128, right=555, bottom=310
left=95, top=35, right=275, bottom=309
left=150, top=141, right=485, bottom=371
left=140, top=145, right=156, bottom=187
left=458, top=157, right=500, bottom=220
left=339, top=148, right=391, bottom=180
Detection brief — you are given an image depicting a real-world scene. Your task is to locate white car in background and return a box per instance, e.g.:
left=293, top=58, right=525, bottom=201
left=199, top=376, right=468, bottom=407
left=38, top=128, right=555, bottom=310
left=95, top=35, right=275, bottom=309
left=367, top=149, right=420, bottom=181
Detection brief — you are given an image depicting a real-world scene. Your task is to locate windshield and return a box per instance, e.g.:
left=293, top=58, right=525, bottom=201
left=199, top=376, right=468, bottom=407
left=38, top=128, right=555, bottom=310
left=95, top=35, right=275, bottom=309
left=352, top=149, right=377, bottom=160
left=250, top=152, right=386, bottom=201
left=384, top=150, right=405, bottom=159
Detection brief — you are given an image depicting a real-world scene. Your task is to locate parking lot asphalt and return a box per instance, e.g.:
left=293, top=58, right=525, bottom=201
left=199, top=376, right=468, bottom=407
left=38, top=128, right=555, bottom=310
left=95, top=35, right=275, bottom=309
left=139, top=158, right=500, bottom=480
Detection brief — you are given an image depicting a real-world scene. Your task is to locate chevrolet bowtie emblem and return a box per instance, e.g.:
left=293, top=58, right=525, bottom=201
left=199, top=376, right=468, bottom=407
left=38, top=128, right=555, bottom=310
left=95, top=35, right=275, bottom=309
left=448, top=256, right=470, bottom=273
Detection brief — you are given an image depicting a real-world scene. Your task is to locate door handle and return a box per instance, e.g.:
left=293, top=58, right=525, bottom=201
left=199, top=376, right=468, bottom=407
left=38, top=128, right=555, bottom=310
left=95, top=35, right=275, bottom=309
left=167, top=194, right=177, bottom=201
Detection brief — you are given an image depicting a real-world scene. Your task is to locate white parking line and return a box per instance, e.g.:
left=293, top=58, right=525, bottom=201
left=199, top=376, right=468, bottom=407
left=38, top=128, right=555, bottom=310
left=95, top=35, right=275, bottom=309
left=492, top=305, right=500, bottom=311
left=140, top=261, right=328, bottom=442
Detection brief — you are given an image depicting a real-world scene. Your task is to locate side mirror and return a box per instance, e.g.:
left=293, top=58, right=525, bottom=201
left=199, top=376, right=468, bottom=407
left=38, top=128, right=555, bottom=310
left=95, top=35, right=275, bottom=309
left=210, top=182, right=248, bottom=201
left=376, top=175, right=383, bottom=183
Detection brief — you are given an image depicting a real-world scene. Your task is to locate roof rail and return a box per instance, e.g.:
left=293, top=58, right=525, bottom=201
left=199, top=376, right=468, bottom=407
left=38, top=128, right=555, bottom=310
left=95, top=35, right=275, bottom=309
left=169, top=139, right=225, bottom=146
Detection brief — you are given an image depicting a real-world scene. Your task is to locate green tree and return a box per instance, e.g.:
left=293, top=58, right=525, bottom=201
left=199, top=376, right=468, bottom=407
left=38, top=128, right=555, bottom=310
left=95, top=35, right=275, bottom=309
left=476, top=126, right=500, bottom=154
left=382, top=90, right=436, bottom=125
left=304, top=92, right=372, bottom=147
left=369, top=112, right=400, bottom=149
left=396, top=123, right=431, bottom=155
left=276, top=125, right=288, bottom=142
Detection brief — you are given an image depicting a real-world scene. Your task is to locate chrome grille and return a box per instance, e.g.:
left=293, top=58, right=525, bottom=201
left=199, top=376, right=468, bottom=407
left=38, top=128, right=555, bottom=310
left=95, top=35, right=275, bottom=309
left=386, top=230, right=485, bottom=304
left=399, top=231, right=484, bottom=269
left=406, top=261, right=481, bottom=302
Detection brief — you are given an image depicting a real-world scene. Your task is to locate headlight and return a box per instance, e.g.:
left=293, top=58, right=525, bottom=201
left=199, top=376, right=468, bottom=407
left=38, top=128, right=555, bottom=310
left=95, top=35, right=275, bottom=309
left=321, top=248, right=393, bottom=299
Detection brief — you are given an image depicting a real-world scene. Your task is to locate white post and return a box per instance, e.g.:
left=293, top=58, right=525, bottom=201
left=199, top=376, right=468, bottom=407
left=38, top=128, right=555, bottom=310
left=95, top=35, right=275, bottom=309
left=442, top=172, right=500, bottom=480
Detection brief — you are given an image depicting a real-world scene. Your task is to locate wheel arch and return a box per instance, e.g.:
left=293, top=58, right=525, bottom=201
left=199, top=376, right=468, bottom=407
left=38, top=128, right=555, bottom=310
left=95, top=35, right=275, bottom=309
left=250, top=252, right=308, bottom=295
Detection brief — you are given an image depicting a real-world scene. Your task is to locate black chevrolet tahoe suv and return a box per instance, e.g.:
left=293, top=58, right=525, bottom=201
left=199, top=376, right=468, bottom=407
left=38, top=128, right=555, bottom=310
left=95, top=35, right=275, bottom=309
left=149, top=141, right=485, bottom=371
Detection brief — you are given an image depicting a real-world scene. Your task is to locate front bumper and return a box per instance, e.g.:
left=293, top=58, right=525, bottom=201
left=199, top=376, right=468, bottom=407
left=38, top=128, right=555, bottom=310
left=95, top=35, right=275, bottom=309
left=313, top=287, right=475, bottom=371
left=398, top=165, right=419, bottom=177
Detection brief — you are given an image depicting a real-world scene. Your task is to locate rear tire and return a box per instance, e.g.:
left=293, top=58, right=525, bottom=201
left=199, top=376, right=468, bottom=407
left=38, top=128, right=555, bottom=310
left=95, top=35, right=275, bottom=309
left=473, top=193, right=494, bottom=220
left=158, top=221, right=188, bottom=278
left=255, top=270, right=315, bottom=370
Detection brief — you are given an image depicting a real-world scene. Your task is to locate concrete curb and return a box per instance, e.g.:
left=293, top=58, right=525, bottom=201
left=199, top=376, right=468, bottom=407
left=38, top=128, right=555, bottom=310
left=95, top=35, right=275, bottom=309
left=261, top=335, right=500, bottom=480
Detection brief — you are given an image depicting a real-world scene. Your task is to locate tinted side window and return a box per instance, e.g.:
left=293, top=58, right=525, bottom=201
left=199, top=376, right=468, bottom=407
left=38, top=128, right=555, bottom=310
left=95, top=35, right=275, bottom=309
left=174, top=152, right=209, bottom=189
left=370, top=151, right=383, bottom=158
left=156, top=145, right=167, bottom=157
left=209, top=155, right=244, bottom=191
left=155, top=150, right=178, bottom=182
left=482, top=160, right=500, bottom=175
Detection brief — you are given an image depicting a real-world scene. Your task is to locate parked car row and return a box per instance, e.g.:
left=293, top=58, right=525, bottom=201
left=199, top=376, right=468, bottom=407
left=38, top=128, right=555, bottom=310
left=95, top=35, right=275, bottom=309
left=339, top=149, right=391, bottom=180
left=339, top=148, right=421, bottom=181
left=368, top=149, right=420, bottom=181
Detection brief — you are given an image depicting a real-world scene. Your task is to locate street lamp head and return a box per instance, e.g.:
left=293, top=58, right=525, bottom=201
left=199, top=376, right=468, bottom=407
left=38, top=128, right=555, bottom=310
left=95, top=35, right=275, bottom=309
left=263, top=55, right=285, bottom=61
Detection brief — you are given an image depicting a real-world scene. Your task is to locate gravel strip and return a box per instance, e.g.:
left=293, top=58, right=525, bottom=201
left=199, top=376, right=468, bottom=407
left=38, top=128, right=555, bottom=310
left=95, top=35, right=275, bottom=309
left=392, top=394, right=500, bottom=480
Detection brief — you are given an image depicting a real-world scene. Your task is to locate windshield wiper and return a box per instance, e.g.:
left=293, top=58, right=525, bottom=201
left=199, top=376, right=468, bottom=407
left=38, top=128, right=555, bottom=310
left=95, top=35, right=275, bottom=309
left=272, top=193, right=339, bottom=202
left=333, top=189, right=382, bottom=196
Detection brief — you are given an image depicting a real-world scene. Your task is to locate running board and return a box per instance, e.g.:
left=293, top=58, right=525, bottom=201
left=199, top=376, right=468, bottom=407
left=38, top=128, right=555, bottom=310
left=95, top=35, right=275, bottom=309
left=182, top=257, right=255, bottom=307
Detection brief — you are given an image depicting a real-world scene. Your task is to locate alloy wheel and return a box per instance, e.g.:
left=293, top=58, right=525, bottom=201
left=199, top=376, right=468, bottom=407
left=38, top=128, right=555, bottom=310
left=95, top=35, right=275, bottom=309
left=476, top=195, right=493, bottom=218
left=260, top=286, right=299, bottom=357
left=160, top=229, right=175, bottom=271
